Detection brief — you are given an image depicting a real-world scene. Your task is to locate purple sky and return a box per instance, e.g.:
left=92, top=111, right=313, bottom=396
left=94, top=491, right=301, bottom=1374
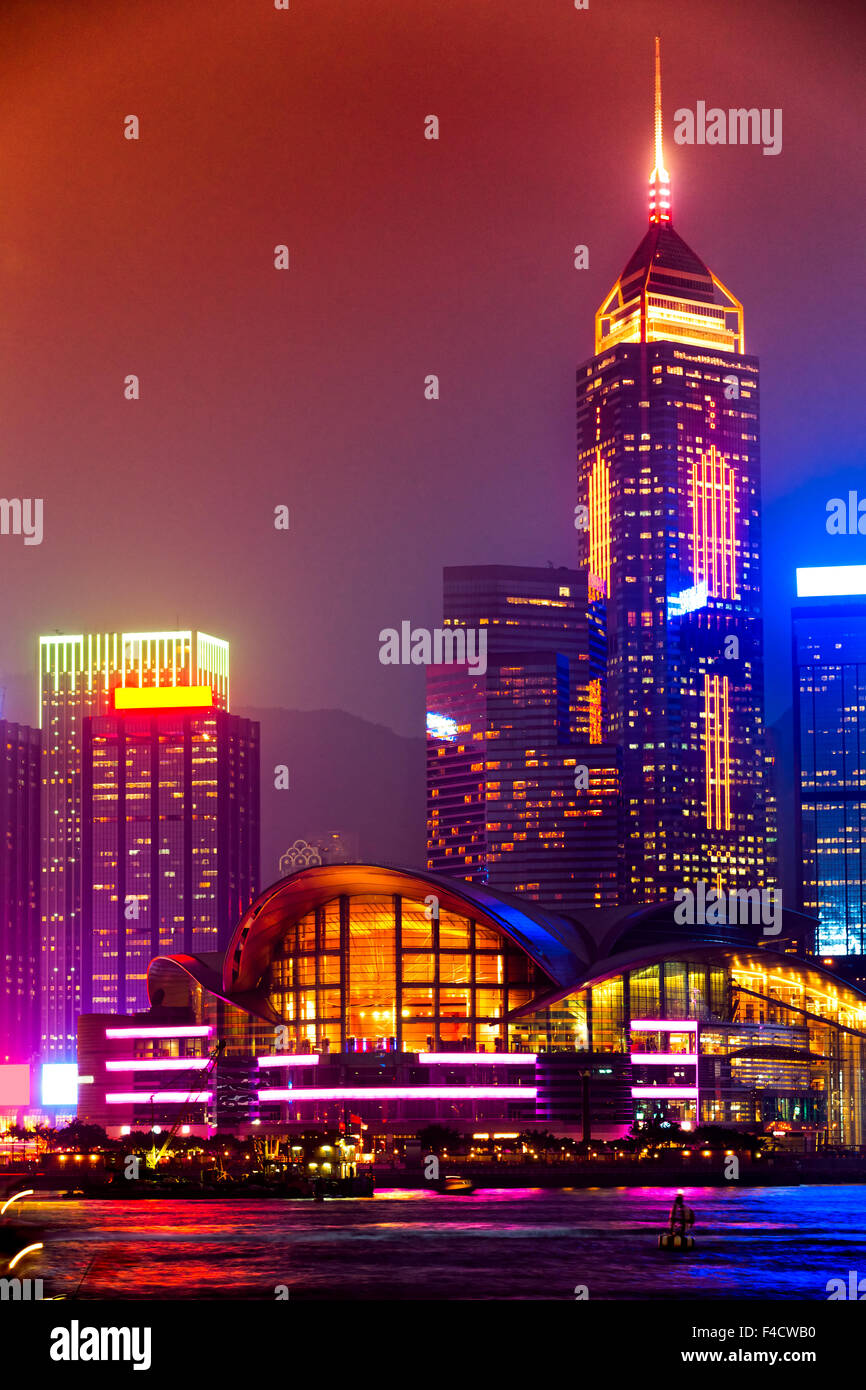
left=0, top=0, right=863, bottom=733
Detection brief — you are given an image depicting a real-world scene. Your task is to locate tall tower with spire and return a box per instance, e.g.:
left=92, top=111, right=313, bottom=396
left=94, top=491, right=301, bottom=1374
left=576, top=38, right=774, bottom=903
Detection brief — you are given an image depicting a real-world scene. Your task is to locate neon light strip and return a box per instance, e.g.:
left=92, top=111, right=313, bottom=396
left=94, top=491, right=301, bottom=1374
left=630, top=1054, right=698, bottom=1065
left=692, top=447, right=738, bottom=601
left=114, top=685, right=213, bottom=711
left=105, top=1026, right=213, bottom=1039
left=703, top=673, right=732, bottom=831
left=732, top=466, right=739, bottom=598
left=258, top=1086, right=536, bottom=1102
left=588, top=678, right=603, bottom=745
left=630, top=1020, right=698, bottom=1031
left=717, top=675, right=722, bottom=828
left=589, top=450, right=610, bottom=595
left=106, top=1092, right=212, bottom=1104
left=630, top=1087, right=699, bottom=1099
left=417, top=1053, right=537, bottom=1066
left=722, top=675, right=731, bottom=829
left=704, top=672, right=712, bottom=827
left=796, top=565, right=866, bottom=598
left=711, top=452, right=719, bottom=595
left=256, top=1055, right=320, bottom=1068
left=105, top=1058, right=209, bottom=1072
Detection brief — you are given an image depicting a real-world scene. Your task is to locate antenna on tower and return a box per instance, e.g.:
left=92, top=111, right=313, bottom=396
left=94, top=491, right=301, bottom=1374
left=648, top=34, right=671, bottom=225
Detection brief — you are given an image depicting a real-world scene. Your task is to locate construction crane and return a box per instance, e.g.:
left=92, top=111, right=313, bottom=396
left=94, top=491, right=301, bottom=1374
left=145, top=1040, right=226, bottom=1170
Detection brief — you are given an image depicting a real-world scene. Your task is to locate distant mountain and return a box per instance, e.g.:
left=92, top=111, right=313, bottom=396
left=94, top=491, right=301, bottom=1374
left=236, top=706, right=426, bottom=887
left=0, top=672, right=39, bottom=726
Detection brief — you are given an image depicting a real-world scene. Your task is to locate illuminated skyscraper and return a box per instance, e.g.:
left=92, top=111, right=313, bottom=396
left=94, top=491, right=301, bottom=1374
left=427, top=566, right=621, bottom=911
left=81, top=685, right=259, bottom=1015
left=0, top=719, right=40, bottom=1063
left=575, top=40, right=771, bottom=901
left=793, top=579, right=866, bottom=957
left=39, top=631, right=231, bottom=1056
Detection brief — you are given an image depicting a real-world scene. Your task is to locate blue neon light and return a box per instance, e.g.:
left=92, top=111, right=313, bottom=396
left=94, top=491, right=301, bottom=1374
left=668, top=580, right=709, bottom=618
left=426, top=712, right=458, bottom=741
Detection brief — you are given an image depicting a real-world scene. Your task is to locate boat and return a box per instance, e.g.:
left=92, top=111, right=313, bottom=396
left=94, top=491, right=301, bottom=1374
left=658, top=1232, right=695, bottom=1251
left=436, top=1174, right=474, bottom=1194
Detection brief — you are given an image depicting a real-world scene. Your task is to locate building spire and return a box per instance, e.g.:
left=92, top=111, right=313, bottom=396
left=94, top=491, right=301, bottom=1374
left=648, top=34, right=671, bottom=224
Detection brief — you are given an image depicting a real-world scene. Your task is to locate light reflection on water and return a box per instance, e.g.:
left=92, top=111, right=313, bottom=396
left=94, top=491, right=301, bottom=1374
left=13, top=1186, right=866, bottom=1300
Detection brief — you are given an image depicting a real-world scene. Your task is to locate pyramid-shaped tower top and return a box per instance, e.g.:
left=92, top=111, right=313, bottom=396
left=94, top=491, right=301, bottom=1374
left=594, top=37, right=744, bottom=356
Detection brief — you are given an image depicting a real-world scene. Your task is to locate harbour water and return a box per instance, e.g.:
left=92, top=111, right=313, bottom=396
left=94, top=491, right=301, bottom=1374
left=17, top=1185, right=866, bottom=1300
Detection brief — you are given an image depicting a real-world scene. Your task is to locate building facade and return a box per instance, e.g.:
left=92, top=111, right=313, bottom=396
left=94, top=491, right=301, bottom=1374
left=0, top=720, right=41, bottom=1063
left=427, top=565, right=622, bottom=912
left=39, top=630, right=230, bottom=1057
left=574, top=43, right=772, bottom=902
left=80, top=864, right=866, bottom=1149
left=80, top=686, right=259, bottom=1016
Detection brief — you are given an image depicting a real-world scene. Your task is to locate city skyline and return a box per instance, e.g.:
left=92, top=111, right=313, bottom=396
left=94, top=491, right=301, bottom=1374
left=0, top=3, right=864, bottom=1322
left=0, top=1, right=862, bottom=746
left=0, top=16, right=860, bottom=1073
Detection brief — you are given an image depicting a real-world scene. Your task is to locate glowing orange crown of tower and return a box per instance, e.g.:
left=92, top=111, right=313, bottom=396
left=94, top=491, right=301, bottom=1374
left=594, top=37, right=744, bottom=355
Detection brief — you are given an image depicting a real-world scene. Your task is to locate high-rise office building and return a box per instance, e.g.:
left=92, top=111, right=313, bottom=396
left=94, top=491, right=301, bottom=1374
left=0, top=720, right=41, bottom=1063
left=427, top=565, right=621, bottom=911
left=575, top=40, right=771, bottom=901
left=440, top=565, right=607, bottom=742
left=39, top=631, right=231, bottom=1056
left=81, top=684, right=259, bottom=1015
left=793, top=576, right=866, bottom=957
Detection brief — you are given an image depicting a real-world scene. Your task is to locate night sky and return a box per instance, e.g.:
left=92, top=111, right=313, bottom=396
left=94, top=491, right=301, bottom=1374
left=0, top=0, right=863, bottom=737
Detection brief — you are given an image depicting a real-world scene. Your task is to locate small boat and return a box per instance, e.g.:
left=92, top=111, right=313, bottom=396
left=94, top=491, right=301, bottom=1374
left=311, top=1173, right=375, bottom=1199
left=437, top=1174, right=474, bottom=1194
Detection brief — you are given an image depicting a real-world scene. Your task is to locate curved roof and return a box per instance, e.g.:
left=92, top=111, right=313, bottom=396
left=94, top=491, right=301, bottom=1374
left=222, top=864, right=587, bottom=999
left=147, top=863, right=848, bottom=1029
left=508, top=938, right=866, bottom=1019
left=147, top=952, right=281, bottom=1023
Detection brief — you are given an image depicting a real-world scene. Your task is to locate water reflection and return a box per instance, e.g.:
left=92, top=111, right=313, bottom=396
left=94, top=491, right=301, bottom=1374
left=20, top=1186, right=866, bottom=1300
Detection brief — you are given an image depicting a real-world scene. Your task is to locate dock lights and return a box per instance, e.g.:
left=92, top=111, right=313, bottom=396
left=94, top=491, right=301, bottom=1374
left=0, top=1190, right=34, bottom=1217
left=8, top=1243, right=43, bottom=1271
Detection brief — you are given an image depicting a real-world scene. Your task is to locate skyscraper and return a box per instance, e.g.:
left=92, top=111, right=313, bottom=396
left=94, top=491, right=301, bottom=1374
left=0, top=719, right=41, bottom=1063
left=575, top=40, right=771, bottom=902
left=81, top=684, right=259, bottom=1015
left=793, top=576, right=866, bottom=957
left=39, top=631, right=231, bottom=1056
left=427, top=565, right=621, bottom=911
